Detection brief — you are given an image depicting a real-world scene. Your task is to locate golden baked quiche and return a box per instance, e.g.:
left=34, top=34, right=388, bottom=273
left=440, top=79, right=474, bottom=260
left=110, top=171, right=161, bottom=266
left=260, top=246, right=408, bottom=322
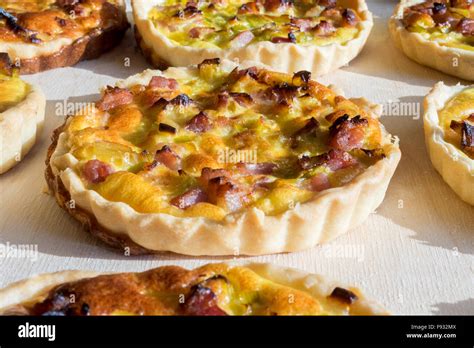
left=0, top=0, right=129, bottom=74
left=390, top=0, right=474, bottom=80
left=0, top=263, right=386, bottom=315
left=424, top=82, right=473, bottom=205
left=132, top=0, right=373, bottom=76
left=0, top=53, right=45, bottom=173
left=46, top=59, right=400, bottom=256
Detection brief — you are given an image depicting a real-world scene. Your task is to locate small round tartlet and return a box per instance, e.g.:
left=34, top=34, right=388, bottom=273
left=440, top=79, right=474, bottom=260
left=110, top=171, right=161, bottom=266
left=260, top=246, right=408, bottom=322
left=389, top=0, right=474, bottom=80
left=424, top=82, right=474, bottom=205
left=0, top=263, right=387, bottom=315
left=132, top=0, right=373, bottom=76
left=46, top=59, right=400, bottom=256
left=0, top=54, right=45, bottom=174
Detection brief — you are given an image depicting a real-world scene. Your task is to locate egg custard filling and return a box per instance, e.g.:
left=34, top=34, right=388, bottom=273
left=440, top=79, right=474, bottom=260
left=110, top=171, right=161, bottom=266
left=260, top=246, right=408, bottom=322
left=0, top=53, right=29, bottom=113
left=147, top=0, right=362, bottom=49
left=440, top=87, right=474, bottom=158
left=61, top=59, right=390, bottom=221
left=8, top=264, right=370, bottom=315
left=402, top=0, right=474, bottom=51
left=0, top=0, right=125, bottom=44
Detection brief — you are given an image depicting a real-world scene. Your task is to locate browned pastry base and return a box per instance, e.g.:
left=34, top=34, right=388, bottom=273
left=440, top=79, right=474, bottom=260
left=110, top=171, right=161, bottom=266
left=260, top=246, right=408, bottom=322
left=45, top=121, right=154, bottom=255
left=134, top=25, right=169, bottom=70
left=19, top=21, right=130, bottom=74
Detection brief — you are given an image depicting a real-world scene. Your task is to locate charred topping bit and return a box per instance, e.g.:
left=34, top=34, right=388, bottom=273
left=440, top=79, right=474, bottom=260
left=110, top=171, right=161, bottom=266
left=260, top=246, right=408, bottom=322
left=313, top=20, right=336, bottom=36
left=185, top=111, right=212, bottom=133
left=0, top=7, right=41, bottom=43
left=329, top=287, right=358, bottom=304
left=229, top=92, right=253, bottom=106
left=432, top=2, right=447, bottom=15
left=292, top=70, right=311, bottom=86
left=83, top=160, right=114, bottom=184
left=328, top=115, right=369, bottom=151
left=299, top=149, right=356, bottom=171
left=0, top=52, right=13, bottom=76
left=271, top=32, right=296, bottom=43
left=170, top=188, right=208, bottom=209
left=461, top=120, right=474, bottom=154
left=158, top=123, right=176, bottom=134
left=266, top=83, right=299, bottom=104
left=197, top=58, right=221, bottom=69
left=96, top=87, right=134, bottom=111
left=170, top=93, right=192, bottom=107
left=238, top=1, right=260, bottom=14
left=175, top=5, right=202, bottom=18
left=181, top=284, right=227, bottom=316
left=342, top=9, right=358, bottom=26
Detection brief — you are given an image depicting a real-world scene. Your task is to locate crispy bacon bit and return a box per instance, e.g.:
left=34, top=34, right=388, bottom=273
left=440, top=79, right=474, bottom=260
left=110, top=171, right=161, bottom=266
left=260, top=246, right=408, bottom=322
left=96, top=87, right=133, bottom=111
left=228, top=66, right=259, bottom=83
left=329, top=287, right=358, bottom=304
left=185, top=112, right=212, bottom=133
left=83, top=160, right=114, bottom=184
left=236, top=162, right=277, bottom=175
left=271, top=32, right=296, bottom=43
left=342, top=8, right=358, bottom=26
left=455, top=18, right=474, bottom=36
left=264, top=0, right=294, bottom=12
left=266, top=83, right=298, bottom=104
left=159, top=123, right=177, bottom=134
left=207, top=176, right=248, bottom=211
left=199, top=167, right=231, bottom=187
left=155, top=145, right=181, bottom=170
left=188, top=26, right=215, bottom=38
left=299, top=149, right=356, bottom=171
left=181, top=285, right=227, bottom=316
left=229, top=30, right=254, bottom=49
left=291, top=18, right=314, bottom=32
left=175, top=5, right=202, bottom=18
left=292, top=70, right=311, bottom=86
left=307, top=173, right=331, bottom=192
left=328, top=115, right=368, bottom=151
left=317, top=0, right=336, bottom=7
left=171, top=188, right=208, bottom=209
left=170, top=94, right=192, bottom=107
left=461, top=120, right=474, bottom=154
left=314, top=20, right=336, bottom=36
left=198, top=58, right=220, bottom=69
left=238, top=1, right=260, bottom=14
left=149, top=76, right=179, bottom=90
left=230, top=92, right=253, bottom=106
left=432, top=2, right=447, bottom=15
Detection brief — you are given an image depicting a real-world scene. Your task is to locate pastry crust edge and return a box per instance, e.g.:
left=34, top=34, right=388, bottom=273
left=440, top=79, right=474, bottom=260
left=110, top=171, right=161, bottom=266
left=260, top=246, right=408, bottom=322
left=45, top=61, right=401, bottom=256
left=131, top=0, right=373, bottom=76
left=0, top=83, right=46, bottom=174
left=389, top=0, right=474, bottom=81
left=0, top=263, right=387, bottom=315
left=423, top=81, right=474, bottom=205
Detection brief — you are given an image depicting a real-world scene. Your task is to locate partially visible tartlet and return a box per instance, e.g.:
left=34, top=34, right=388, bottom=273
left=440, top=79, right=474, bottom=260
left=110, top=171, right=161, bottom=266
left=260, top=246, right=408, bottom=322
left=389, top=0, right=474, bottom=80
left=0, top=53, right=45, bottom=174
left=132, top=0, right=373, bottom=76
left=46, top=59, right=400, bottom=256
left=424, top=82, right=474, bottom=205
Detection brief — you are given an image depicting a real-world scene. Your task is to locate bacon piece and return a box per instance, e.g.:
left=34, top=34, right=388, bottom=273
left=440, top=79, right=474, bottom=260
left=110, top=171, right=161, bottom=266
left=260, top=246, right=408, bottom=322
left=291, top=18, right=314, bottom=32
left=170, top=94, right=192, bottom=107
left=159, top=123, right=177, bottom=134
left=181, top=285, right=227, bottom=316
left=198, top=58, right=220, bottom=69
left=236, top=162, right=277, bottom=175
left=330, top=287, right=358, bottom=304
left=230, top=92, right=253, bottom=106
left=461, top=119, right=474, bottom=155
left=271, top=32, right=296, bottom=43
left=317, top=0, right=336, bottom=7
left=265, top=83, right=298, bottom=104
left=238, top=1, right=260, bottom=14
left=96, top=87, right=133, bottom=111
left=228, top=66, right=259, bottom=83
left=185, top=112, right=212, bottom=133
left=199, top=167, right=231, bottom=187
left=188, top=26, right=215, bottom=38
left=299, top=149, right=356, bottom=171
left=170, top=188, right=208, bottom=209
left=175, top=5, right=202, bottom=18
left=328, top=115, right=368, bottom=151
left=155, top=145, right=181, bottom=171
left=148, top=76, right=179, bottom=90
left=342, top=9, right=358, bottom=26
left=264, top=0, right=293, bottom=12
left=307, top=173, right=331, bottom=192
left=229, top=30, right=254, bottom=48
left=83, top=160, right=114, bottom=184
left=455, top=18, right=474, bottom=36
left=292, top=70, right=311, bottom=86
left=207, top=176, right=248, bottom=211
left=313, top=20, right=336, bottom=35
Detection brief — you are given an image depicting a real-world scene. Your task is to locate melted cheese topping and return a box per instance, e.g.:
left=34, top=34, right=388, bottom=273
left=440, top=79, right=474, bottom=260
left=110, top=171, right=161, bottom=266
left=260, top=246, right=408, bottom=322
left=21, top=264, right=365, bottom=315
left=0, top=0, right=123, bottom=43
left=0, top=71, right=29, bottom=113
left=148, top=0, right=360, bottom=49
left=63, top=62, right=386, bottom=220
left=403, top=2, right=474, bottom=51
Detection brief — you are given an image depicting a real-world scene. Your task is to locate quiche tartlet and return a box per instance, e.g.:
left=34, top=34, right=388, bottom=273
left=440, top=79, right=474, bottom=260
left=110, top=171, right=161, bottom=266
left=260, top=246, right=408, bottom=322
left=46, top=59, right=400, bottom=256
left=0, top=0, right=129, bottom=74
left=424, top=82, right=474, bottom=205
left=389, top=0, right=474, bottom=80
left=0, top=263, right=386, bottom=315
left=0, top=53, right=45, bottom=174
left=132, top=0, right=373, bottom=76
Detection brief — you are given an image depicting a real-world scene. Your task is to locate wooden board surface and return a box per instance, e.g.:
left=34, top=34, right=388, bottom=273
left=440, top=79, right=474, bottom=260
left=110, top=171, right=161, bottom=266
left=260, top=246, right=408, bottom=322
left=0, top=0, right=473, bottom=314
